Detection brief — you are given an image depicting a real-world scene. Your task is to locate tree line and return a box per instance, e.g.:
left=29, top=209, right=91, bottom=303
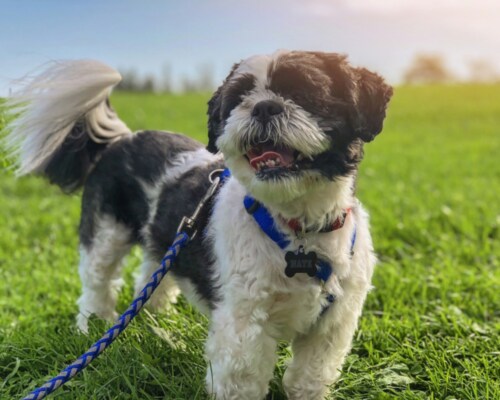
left=116, top=63, right=215, bottom=93
left=403, top=54, right=499, bottom=84
left=115, top=55, right=500, bottom=92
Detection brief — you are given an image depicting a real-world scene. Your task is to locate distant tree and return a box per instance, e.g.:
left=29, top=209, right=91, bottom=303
left=180, top=63, right=215, bottom=93
left=180, top=75, right=198, bottom=93
left=116, top=62, right=215, bottom=93
left=467, top=59, right=499, bottom=83
left=196, top=63, right=215, bottom=92
left=116, top=69, right=141, bottom=91
left=116, top=69, right=159, bottom=92
left=403, top=54, right=454, bottom=84
left=141, top=74, right=156, bottom=92
left=161, top=64, right=173, bottom=93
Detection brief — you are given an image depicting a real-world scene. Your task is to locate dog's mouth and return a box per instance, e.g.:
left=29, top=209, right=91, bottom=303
left=245, top=141, right=314, bottom=177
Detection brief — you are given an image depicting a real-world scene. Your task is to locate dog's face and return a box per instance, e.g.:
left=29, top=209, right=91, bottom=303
left=207, top=51, right=393, bottom=205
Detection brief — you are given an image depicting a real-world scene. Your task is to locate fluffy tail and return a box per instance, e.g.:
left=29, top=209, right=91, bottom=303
left=3, top=60, right=131, bottom=192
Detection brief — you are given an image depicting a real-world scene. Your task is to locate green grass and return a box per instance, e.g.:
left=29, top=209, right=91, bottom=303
left=1, top=86, right=499, bottom=399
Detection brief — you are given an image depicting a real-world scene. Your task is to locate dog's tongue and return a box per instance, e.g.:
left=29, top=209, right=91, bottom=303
left=248, top=146, right=295, bottom=170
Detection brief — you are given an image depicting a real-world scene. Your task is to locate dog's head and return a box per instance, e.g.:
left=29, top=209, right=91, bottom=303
left=207, top=51, right=393, bottom=205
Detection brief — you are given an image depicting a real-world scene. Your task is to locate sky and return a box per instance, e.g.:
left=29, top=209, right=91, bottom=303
left=0, top=0, right=499, bottom=95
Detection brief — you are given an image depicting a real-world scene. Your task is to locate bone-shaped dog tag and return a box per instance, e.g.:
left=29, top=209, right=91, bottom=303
left=284, top=245, right=318, bottom=277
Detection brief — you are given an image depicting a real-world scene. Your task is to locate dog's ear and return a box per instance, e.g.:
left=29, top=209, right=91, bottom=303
left=310, top=52, right=392, bottom=142
left=207, top=85, right=223, bottom=153
left=350, top=67, right=393, bottom=142
left=207, top=62, right=240, bottom=153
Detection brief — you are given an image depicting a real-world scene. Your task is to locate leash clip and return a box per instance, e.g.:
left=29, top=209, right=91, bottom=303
left=176, top=170, right=225, bottom=240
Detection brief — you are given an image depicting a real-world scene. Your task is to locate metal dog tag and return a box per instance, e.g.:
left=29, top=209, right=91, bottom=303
left=284, top=246, right=318, bottom=277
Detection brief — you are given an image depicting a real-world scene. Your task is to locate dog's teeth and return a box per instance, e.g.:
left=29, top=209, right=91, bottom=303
left=255, top=158, right=285, bottom=171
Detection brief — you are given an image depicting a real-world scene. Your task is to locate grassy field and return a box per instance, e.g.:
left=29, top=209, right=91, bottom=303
left=0, top=86, right=499, bottom=399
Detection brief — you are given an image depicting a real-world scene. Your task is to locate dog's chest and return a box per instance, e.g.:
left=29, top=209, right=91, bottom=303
left=264, top=284, right=325, bottom=339
left=209, top=179, right=355, bottom=337
left=212, top=223, right=331, bottom=339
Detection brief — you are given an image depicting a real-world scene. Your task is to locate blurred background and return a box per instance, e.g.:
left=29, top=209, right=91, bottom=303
left=0, top=0, right=499, bottom=94
left=1, top=2, right=499, bottom=399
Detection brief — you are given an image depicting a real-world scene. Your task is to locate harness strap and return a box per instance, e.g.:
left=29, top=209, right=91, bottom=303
left=219, top=168, right=232, bottom=183
left=225, top=170, right=357, bottom=315
left=243, top=196, right=291, bottom=250
left=244, top=195, right=356, bottom=282
left=243, top=193, right=357, bottom=315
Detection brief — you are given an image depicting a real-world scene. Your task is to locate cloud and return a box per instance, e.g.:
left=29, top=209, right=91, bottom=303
left=293, top=0, right=500, bottom=18
left=346, top=0, right=500, bottom=14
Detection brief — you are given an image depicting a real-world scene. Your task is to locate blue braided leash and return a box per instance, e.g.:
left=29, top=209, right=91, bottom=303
left=23, top=232, right=190, bottom=400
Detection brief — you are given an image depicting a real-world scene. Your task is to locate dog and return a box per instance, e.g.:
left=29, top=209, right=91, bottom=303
left=5, top=50, right=392, bottom=399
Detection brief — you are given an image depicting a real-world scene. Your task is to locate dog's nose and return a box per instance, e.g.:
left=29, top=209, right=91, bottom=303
left=251, top=100, right=284, bottom=122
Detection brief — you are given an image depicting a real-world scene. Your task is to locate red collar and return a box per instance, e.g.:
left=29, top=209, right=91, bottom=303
left=283, top=208, right=352, bottom=234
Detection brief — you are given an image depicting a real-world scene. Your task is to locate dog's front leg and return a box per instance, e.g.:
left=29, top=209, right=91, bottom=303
left=283, top=285, right=368, bottom=400
left=205, top=304, right=277, bottom=400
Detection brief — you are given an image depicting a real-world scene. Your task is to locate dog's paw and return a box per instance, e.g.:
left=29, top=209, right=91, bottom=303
left=283, top=371, right=330, bottom=400
left=146, top=297, right=179, bottom=314
left=106, top=310, right=119, bottom=323
left=76, top=313, right=90, bottom=335
left=76, top=310, right=118, bottom=334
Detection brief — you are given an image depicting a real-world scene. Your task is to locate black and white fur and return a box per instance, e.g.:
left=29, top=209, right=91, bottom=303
left=5, top=51, right=392, bottom=400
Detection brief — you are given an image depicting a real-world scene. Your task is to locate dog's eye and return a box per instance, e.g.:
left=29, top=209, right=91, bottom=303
left=221, top=74, right=255, bottom=119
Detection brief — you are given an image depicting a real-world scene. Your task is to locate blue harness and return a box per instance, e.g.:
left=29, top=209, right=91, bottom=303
left=243, top=196, right=356, bottom=313
left=220, top=168, right=357, bottom=314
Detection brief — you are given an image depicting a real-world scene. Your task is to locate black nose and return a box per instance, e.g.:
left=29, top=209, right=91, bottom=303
left=251, top=100, right=284, bottom=122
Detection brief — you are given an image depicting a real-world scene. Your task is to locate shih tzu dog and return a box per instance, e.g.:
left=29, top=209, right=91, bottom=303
left=5, top=50, right=392, bottom=399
